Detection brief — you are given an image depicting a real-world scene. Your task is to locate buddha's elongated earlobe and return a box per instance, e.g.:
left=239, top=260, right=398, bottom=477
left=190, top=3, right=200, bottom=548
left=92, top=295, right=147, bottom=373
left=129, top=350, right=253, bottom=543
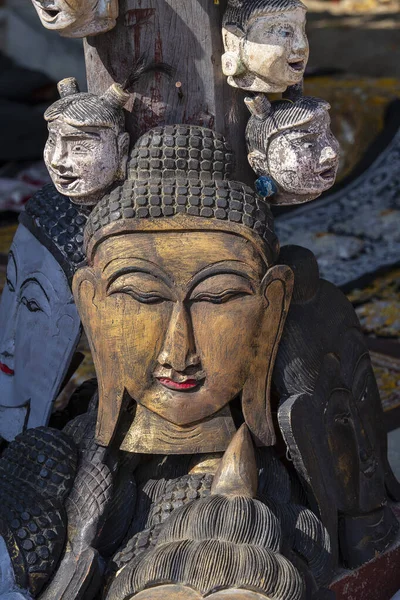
left=242, top=264, right=294, bottom=446
left=72, top=268, right=124, bottom=447
left=211, top=423, right=258, bottom=498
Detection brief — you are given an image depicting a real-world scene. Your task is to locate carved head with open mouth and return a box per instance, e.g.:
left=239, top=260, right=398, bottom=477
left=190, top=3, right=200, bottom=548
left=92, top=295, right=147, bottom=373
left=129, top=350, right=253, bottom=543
left=246, top=95, right=340, bottom=205
left=73, top=127, right=293, bottom=454
left=31, top=0, right=118, bottom=38
left=44, top=78, right=130, bottom=206
left=222, top=0, right=309, bottom=93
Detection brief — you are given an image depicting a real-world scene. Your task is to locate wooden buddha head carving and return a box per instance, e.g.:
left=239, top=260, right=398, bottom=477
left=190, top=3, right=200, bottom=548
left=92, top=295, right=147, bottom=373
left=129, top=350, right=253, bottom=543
left=274, top=245, right=399, bottom=568
left=246, top=96, right=340, bottom=205
left=31, top=0, right=118, bottom=38
left=73, top=127, right=293, bottom=453
left=0, top=186, right=88, bottom=442
left=44, top=78, right=130, bottom=206
left=222, top=0, right=309, bottom=93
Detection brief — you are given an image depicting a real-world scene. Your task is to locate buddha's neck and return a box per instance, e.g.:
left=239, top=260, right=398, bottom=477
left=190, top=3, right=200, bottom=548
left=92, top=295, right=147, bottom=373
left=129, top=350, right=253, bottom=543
left=120, top=404, right=237, bottom=455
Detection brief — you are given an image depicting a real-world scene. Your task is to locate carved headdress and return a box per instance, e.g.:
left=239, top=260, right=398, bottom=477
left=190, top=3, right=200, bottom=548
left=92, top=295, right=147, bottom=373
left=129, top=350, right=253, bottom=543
left=19, top=184, right=90, bottom=284
left=84, top=125, right=278, bottom=265
left=44, top=78, right=128, bottom=134
left=223, top=0, right=307, bottom=33
left=246, top=95, right=331, bottom=161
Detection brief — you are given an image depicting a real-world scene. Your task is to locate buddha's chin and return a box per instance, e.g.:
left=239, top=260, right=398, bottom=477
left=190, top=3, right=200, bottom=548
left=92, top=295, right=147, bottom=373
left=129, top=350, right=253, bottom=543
left=137, top=385, right=231, bottom=427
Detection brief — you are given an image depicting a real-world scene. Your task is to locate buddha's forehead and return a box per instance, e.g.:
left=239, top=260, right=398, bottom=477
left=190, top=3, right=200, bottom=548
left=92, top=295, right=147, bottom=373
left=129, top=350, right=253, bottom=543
left=94, top=230, right=266, bottom=285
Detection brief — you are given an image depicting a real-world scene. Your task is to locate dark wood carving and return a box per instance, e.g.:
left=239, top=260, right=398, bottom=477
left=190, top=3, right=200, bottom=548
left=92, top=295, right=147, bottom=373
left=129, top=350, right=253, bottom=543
left=107, top=426, right=334, bottom=599
left=274, top=245, right=400, bottom=569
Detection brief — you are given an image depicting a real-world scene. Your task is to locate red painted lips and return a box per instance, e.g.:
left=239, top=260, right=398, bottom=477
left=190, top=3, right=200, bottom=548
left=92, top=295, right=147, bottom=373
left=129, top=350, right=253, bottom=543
left=0, top=362, right=14, bottom=376
left=158, top=377, right=199, bottom=391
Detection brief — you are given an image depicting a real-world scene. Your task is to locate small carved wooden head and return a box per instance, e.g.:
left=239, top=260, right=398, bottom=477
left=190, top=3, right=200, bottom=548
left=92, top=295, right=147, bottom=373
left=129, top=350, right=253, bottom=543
left=246, top=96, right=340, bottom=205
left=44, top=78, right=130, bottom=206
left=73, top=145, right=293, bottom=451
left=31, top=0, right=118, bottom=38
left=222, top=0, right=309, bottom=93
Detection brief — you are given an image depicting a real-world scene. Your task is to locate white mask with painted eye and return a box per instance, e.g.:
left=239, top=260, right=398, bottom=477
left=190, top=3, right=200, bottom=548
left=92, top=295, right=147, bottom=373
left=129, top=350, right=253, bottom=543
left=30, top=0, right=118, bottom=38
left=0, top=224, right=81, bottom=441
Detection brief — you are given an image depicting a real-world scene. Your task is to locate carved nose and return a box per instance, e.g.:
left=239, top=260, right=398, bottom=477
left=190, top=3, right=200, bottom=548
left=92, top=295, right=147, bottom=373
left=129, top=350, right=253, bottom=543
left=157, top=303, right=200, bottom=372
left=50, top=145, right=70, bottom=170
left=1, top=323, right=16, bottom=360
left=320, top=146, right=338, bottom=164
left=292, top=33, right=308, bottom=55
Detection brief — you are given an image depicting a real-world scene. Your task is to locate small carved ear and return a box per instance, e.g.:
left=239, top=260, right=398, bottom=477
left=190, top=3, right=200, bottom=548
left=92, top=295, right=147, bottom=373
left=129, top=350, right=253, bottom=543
left=222, top=28, right=243, bottom=52
left=211, top=424, right=258, bottom=498
left=261, top=264, right=294, bottom=307
left=117, top=132, right=130, bottom=181
left=247, top=149, right=268, bottom=176
left=72, top=267, right=97, bottom=320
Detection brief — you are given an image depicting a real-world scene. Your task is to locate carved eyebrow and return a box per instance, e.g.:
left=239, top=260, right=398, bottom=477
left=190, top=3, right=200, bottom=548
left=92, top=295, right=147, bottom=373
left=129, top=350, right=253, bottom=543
left=63, top=132, right=101, bottom=140
left=187, top=261, right=260, bottom=294
left=288, top=131, right=319, bottom=140
left=103, top=258, right=173, bottom=289
left=7, top=250, right=17, bottom=278
left=19, top=277, right=50, bottom=302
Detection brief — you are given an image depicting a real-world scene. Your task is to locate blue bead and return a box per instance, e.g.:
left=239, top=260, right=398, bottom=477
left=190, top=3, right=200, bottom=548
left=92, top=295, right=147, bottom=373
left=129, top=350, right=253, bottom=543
left=255, top=176, right=277, bottom=198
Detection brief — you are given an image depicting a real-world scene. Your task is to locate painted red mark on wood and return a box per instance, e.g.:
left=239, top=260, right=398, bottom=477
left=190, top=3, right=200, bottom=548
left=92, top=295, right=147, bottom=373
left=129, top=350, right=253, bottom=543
left=125, top=9, right=156, bottom=57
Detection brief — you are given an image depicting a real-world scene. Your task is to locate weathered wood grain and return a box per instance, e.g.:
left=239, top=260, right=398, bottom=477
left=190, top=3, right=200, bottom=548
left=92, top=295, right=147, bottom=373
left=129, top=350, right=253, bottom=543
left=84, top=0, right=253, bottom=184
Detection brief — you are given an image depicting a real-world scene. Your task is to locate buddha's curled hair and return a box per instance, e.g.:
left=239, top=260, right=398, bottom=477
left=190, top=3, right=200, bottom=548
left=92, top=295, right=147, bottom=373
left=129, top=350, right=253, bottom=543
left=156, top=495, right=282, bottom=551
left=109, top=539, right=304, bottom=599
left=107, top=494, right=306, bottom=599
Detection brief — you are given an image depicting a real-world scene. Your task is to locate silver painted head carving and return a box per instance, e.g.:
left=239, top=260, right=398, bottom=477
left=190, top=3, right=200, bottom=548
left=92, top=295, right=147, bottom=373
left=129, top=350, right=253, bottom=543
left=246, top=95, right=340, bottom=205
left=0, top=187, right=88, bottom=442
left=222, top=0, right=309, bottom=93
left=31, top=0, right=118, bottom=38
left=44, top=78, right=130, bottom=206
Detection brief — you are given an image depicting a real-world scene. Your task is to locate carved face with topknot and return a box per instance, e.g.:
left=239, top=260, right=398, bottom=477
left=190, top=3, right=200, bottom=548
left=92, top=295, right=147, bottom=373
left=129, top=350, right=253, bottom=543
left=44, top=79, right=130, bottom=206
left=31, top=0, right=118, bottom=38
left=222, top=0, right=309, bottom=93
left=246, top=97, right=340, bottom=205
left=73, top=129, right=294, bottom=452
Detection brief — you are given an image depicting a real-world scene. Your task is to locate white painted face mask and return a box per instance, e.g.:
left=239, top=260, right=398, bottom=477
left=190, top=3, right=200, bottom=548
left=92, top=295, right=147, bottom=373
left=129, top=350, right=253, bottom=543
left=0, top=224, right=81, bottom=442
left=31, top=0, right=119, bottom=38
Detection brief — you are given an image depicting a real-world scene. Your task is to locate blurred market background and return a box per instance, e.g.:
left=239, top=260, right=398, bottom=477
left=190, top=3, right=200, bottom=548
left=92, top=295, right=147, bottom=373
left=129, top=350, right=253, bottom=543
left=0, top=0, right=400, bottom=468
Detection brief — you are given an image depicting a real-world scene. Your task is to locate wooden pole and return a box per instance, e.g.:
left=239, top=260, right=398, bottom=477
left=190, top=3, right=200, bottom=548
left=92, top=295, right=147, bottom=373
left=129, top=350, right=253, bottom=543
left=84, top=0, right=253, bottom=184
